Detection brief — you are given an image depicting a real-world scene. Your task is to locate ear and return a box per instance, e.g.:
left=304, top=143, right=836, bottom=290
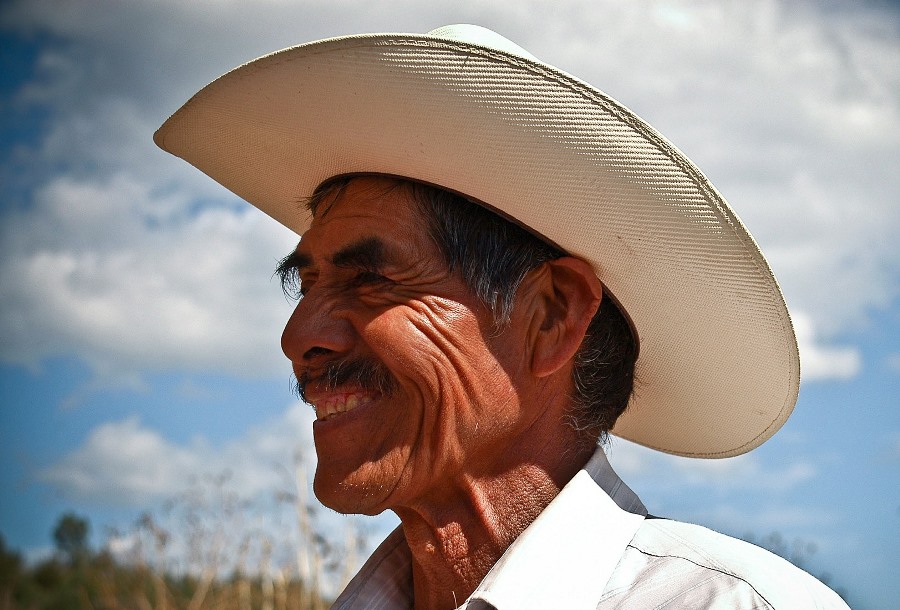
left=523, top=257, right=603, bottom=378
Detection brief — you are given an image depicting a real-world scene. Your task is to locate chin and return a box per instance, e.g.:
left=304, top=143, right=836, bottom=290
left=313, top=469, right=390, bottom=516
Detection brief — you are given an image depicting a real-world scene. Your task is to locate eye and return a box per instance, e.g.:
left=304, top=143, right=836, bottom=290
left=296, top=273, right=319, bottom=299
left=351, top=270, right=391, bottom=289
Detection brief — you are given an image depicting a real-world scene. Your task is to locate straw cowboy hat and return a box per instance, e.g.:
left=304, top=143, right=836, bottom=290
left=154, top=24, right=799, bottom=458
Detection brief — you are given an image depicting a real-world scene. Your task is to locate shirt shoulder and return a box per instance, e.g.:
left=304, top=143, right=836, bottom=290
left=598, top=519, right=849, bottom=610
left=331, top=527, right=413, bottom=610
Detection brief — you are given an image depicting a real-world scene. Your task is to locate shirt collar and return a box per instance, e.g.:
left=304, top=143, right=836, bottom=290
left=331, top=446, right=646, bottom=610
left=464, top=447, right=646, bottom=609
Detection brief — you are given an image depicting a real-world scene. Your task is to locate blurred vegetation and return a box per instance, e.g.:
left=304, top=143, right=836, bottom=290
left=0, top=522, right=330, bottom=609
left=0, top=452, right=366, bottom=610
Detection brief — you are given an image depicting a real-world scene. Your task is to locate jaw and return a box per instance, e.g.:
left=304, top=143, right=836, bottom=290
left=310, top=386, right=414, bottom=515
left=312, top=442, right=413, bottom=516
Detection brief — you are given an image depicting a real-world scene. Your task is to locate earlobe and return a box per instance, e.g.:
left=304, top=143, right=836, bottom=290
left=529, top=257, right=602, bottom=378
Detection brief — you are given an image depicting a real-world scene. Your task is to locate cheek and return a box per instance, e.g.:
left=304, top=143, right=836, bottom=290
left=379, top=299, right=486, bottom=382
left=367, top=298, right=516, bottom=424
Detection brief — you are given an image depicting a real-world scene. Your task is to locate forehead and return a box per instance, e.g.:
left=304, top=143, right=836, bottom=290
left=299, top=176, right=432, bottom=256
left=313, top=177, right=418, bottom=222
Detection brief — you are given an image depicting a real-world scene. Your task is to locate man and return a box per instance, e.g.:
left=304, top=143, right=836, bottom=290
left=155, top=24, right=848, bottom=609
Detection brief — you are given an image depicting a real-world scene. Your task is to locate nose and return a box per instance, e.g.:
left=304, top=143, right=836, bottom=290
left=281, top=292, right=354, bottom=365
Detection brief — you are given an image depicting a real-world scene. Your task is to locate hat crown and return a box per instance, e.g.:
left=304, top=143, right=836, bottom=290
left=426, top=24, right=539, bottom=61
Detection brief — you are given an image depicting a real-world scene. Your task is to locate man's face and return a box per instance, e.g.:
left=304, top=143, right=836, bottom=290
left=281, top=177, right=530, bottom=515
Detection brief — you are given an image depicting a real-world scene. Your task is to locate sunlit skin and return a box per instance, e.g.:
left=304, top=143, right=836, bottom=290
left=280, top=176, right=604, bottom=610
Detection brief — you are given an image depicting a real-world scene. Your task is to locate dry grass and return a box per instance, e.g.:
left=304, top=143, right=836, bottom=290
left=1, top=451, right=370, bottom=610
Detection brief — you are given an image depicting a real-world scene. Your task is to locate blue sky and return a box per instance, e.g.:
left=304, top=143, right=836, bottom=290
left=1, top=0, right=898, bottom=607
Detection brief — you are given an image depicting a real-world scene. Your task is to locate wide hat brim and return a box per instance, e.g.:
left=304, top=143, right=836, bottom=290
left=154, top=25, right=799, bottom=458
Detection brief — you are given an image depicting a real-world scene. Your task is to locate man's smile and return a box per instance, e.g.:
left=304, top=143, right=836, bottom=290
left=310, top=390, right=380, bottom=421
left=296, top=356, right=397, bottom=411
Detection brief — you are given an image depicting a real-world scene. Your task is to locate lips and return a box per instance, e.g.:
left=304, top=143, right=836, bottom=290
left=296, top=357, right=397, bottom=421
left=312, top=391, right=378, bottom=421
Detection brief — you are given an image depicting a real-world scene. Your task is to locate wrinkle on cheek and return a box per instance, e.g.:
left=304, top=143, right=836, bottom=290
left=413, top=296, right=511, bottom=414
left=414, top=299, right=484, bottom=375
left=392, top=297, right=475, bottom=388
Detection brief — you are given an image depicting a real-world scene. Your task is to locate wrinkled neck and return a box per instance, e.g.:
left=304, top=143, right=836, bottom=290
left=395, top=421, right=595, bottom=610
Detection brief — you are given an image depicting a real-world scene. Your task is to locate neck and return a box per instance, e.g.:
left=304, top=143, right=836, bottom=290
left=395, top=427, right=595, bottom=610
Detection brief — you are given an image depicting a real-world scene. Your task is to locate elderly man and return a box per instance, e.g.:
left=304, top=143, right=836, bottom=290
left=156, top=24, right=848, bottom=610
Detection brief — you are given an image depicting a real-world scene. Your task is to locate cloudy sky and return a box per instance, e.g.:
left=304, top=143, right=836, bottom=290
left=1, top=0, right=898, bottom=607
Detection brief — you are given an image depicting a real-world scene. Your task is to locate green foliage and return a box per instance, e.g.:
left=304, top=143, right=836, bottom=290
left=0, top=513, right=332, bottom=610
left=0, top=534, right=23, bottom=586
left=52, top=512, right=90, bottom=562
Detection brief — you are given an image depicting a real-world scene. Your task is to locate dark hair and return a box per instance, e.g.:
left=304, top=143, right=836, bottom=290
left=302, top=176, right=637, bottom=438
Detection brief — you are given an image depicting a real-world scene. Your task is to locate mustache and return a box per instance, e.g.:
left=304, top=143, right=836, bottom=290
left=294, top=357, right=397, bottom=404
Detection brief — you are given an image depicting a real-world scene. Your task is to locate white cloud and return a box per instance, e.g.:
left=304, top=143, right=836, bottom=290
left=690, top=503, right=838, bottom=535
left=606, top=437, right=817, bottom=493
left=0, top=0, right=897, bottom=384
left=604, top=438, right=838, bottom=545
left=39, top=400, right=342, bottom=509
left=0, top=172, right=298, bottom=378
left=792, top=312, right=862, bottom=380
left=40, top=416, right=202, bottom=505
left=675, top=455, right=816, bottom=492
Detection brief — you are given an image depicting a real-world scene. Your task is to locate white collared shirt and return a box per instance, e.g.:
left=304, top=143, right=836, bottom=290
left=330, top=448, right=848, bottom=609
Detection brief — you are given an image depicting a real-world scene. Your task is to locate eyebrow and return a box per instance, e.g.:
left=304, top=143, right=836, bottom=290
left=275, top=236, right=392, bottom=293
left=276, top=249, right=312, bottom=276
left=275, top=249, right=311, bottom=297
left=331, top=237, right=389, bottom=271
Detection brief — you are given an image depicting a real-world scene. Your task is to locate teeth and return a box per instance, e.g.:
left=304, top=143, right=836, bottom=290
left=315, top=392, right=370, bottom=420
